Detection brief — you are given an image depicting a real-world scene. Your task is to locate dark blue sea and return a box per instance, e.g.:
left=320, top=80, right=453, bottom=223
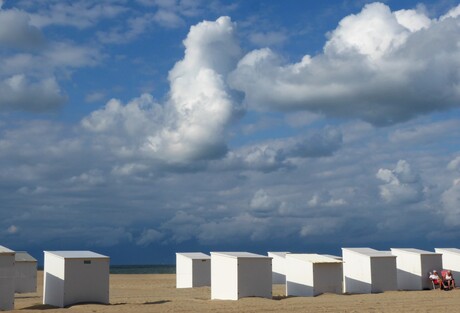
left=37, top=264, right=176, bottom=274
left=110, top=264, right=175, bottom=274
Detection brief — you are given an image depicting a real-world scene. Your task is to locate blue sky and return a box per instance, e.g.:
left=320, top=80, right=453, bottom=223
left=1, top=0, right=460, bottom=265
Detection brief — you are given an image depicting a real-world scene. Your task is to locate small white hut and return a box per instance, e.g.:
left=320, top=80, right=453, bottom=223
left=342, top=248, right=397, bottom=294
left=176, top=252, right=210, bottom=288
left=210, top=252, right=272, bottom=300
left=285, top=254, right=343, bottom=297
left=0, top=245, right=15, bottom=311
left=434, top=248, right=460, bottom=279
left=14, top=251, right=37, bottom=293
left=43, top=251, right=110, bottom=308
left=391, top=248, right=443, bottom=290
left=267, top=252, right=290, bottom=284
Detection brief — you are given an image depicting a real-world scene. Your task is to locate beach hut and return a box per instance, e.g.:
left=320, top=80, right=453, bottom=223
left=342, top=248, right=397, bottom=294
left=391, top=248, right=442, bottom=290
left=434, top=248, right=460, bottom=279
left=210, top=252, right=272, bottom=300
left=0, top=245, right=15, bottom=311
left=43, top=251, right=110, bottom=307
left=267, top=252, right=289, bottom=284
left=14, top=251, right=37, bottom=293
left=176, top=252, right=210, bottom=288
left=285, top=254, right=343, bottom=297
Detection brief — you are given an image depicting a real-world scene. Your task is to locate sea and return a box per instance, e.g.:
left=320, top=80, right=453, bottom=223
left=110, top=264, right=175, bottom=274
left=37, top=264, right=176, bottom=274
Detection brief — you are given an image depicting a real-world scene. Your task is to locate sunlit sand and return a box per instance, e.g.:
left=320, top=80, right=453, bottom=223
left=12, top=271, right=460, bottom=313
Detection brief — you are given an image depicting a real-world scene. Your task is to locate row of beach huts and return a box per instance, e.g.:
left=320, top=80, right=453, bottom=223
left=176, top=248, right=460, bottom=300
left=2, top=245, right=459, bottom=310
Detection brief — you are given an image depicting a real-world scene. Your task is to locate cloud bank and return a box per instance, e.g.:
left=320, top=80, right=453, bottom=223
left=1, top=1, right=460, bottom=259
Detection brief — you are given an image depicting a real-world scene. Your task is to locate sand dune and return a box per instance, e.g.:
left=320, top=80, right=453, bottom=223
left=13, top=271, right=460, bottom=312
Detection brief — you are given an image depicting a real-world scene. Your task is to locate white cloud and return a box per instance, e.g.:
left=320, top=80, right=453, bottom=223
left=135, top=0, right=204, bottom=28
left=447, top=156, right=460, bottom=172
left=220, top=127, right=342, bottom=171
left=153, top=9, right=184, bottom=28
left=85, top=91, right=105, bottom=103
left=376, top=160, right=424, bottom=204
left=27, top=1, right=127, bottom=29
left=161, top=211, right=205, bottom=243
left=0, top=75, right=66, bottom=112
left=85, top=17, right=242, bottom=163
left=111, top=163, right=149, bottom=177
left=394, top=8, right=431, bottom=32
left=249, top=31, right=287, bottom=47
left=389, top=120, right=460, bottom=144
left=0, top=7, right=44, bottom=49
left=299, top=217, right=341, bottom=237
left=0, top=43, right=100, bottom=79
left=43, top=42, right=101, bottom=68
left=7, top=225, right=18, bottom=234
left=0, top=4, right=102, bottom=113
left=249, top=189, right=283, bottom=214
left=18, top=186, right=47, bottom=195
left=441, top=178, right=460, bottom=226
left=136, top=228, right=164, bottom=245
left=96, top=14, right=155, bottom=44
left=70, top=170, right=106, bottom=186
left=325, top=3, right=408, bottom=59
left=229, top=2, right=460, bottom=126
left=308, top=191, right=346, bottom=208
left=440, top=4, right=460, bottom=20
left=196, top=213, right=275, bottom=244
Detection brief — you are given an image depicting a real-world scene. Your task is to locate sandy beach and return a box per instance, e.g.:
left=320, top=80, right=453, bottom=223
left=13, top=271, right=460, bottom=312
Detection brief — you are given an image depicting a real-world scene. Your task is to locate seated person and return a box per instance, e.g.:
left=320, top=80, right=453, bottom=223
left=429, top=270, right=443, bottom=289
left=444, top=270, right=456, bottom=290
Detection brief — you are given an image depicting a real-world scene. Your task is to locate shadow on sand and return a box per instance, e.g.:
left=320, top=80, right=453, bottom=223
left=143, top=300, right=171, bottom=305
left=20, top=304, right=58, bottom=310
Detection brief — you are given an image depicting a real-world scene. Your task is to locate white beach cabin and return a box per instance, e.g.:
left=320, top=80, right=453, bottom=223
left=43, top=251, right=110, bottom=308
left=267, top=252, right=289, bottom=284
left=176, top=252, right=210, bottom=288
left=0, top=246, right=15, bottom=311
left=434, top=248, right=460, bottom=279
left=211, top=252, right=272, bottom=300
left=391, top=248, right=442, bottom=290
left=285, top=254, right=343, bottom=297
left=14, top=251, right=37, bottom=293
left=342, top=248, right=397, bottom=294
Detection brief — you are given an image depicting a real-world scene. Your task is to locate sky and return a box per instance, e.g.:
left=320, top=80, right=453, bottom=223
left=1, top=0, right=460, bottom=265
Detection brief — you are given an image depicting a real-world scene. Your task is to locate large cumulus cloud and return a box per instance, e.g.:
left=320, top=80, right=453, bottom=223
left=228, top=2, right=460, bottom=126
left=84, top=17, right=242, bottom=163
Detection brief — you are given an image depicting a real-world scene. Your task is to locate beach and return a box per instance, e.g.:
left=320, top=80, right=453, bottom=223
left=13, top=271, right=460, bottom=312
